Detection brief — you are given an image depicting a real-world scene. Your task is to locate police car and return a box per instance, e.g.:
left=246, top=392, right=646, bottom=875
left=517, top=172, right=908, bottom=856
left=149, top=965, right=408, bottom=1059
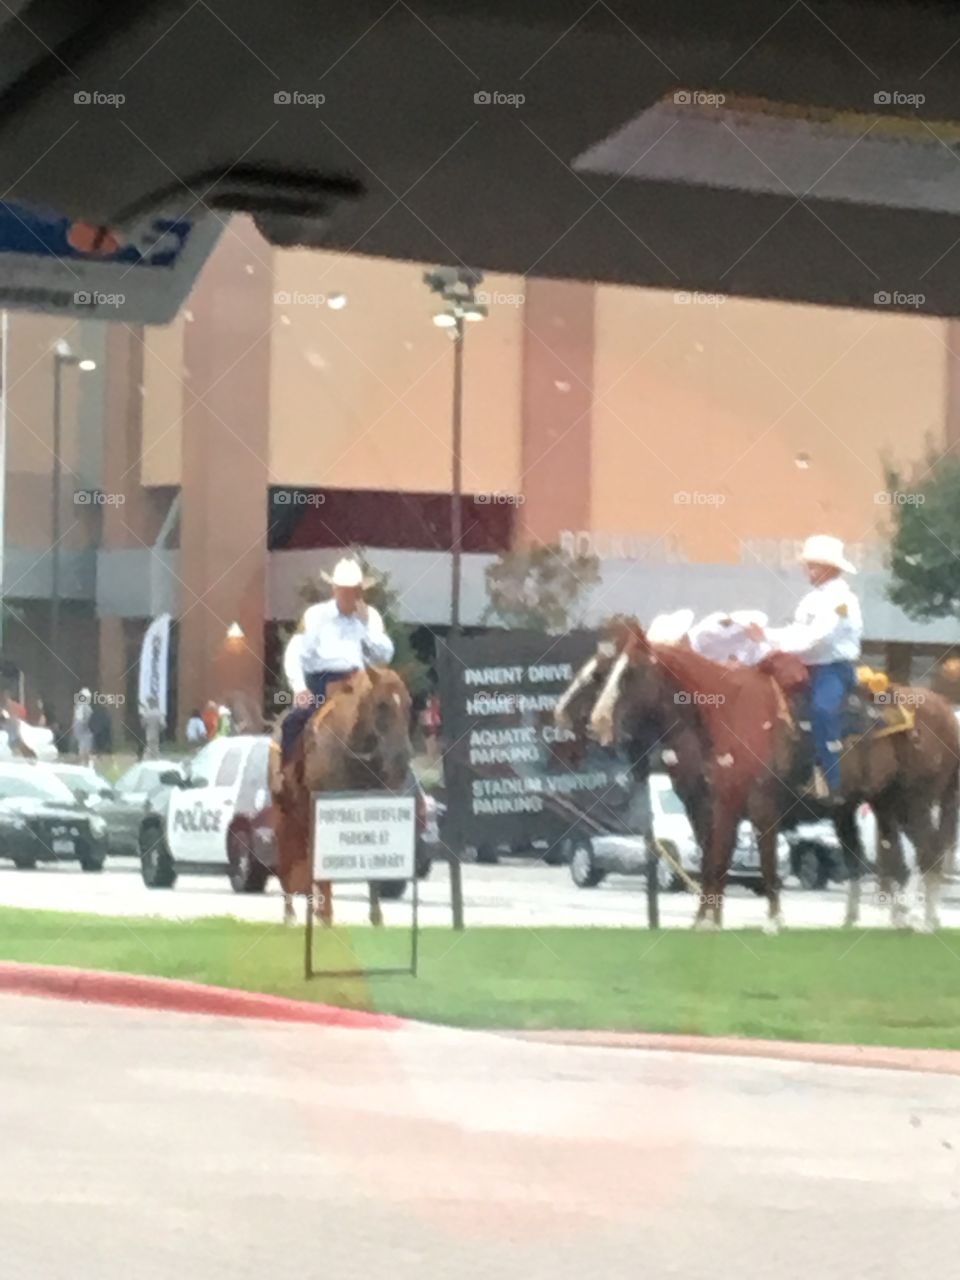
left=138, top=734, right=435, bottom=895
left=139, top=735, right=272, bottom=889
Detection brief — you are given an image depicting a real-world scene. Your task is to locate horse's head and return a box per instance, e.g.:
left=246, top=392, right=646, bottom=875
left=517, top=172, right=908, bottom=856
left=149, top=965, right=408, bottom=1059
left=589, top=619, right=667, bottom=748
left=553, top=616, right=633, bottom=739
left=349, top=667, right=413, bottom=789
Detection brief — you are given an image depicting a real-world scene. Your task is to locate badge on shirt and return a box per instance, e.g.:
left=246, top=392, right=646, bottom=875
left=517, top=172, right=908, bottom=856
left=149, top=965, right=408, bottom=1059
left=836, top=604, right=849, bottom=618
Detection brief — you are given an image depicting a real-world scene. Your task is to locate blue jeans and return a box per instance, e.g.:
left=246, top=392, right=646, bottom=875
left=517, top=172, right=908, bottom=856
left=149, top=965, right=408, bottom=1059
left=280, top=670, right=352, bottom=764
left=808, top=661, right=856, bottom=790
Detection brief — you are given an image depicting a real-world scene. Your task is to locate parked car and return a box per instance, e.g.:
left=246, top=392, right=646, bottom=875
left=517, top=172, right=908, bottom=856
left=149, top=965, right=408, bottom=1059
left=87, top=758, right=187, bottom=857
left=139, top=735, right=433, bottom=896
left=568, top=773, right=790, bottom=892
left=0, top=763, right=108, bottom=870
left=45, top=763, right=114, bottom=804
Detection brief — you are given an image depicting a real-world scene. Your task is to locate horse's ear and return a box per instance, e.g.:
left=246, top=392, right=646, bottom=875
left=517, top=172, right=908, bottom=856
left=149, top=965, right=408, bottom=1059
left=624, top=616, right=649, bottom=657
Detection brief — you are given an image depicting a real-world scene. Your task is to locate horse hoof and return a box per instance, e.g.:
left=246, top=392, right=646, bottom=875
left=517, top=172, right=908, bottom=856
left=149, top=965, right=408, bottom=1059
left=283, top=912, right=296, bottom=928
left=763, top=916, right=784, bottom=936
left=693, top=918, right=719, bottom=932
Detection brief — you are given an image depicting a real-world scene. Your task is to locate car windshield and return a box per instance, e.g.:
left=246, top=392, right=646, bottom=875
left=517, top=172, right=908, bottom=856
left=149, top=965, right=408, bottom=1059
left=50, top=767, right=108, bottom=795
left=0, top=769, right=75, bottom=804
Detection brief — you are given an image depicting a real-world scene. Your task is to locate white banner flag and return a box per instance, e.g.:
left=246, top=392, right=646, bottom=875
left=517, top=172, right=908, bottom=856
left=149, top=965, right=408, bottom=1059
left=138, top=613, right=171, bottom=722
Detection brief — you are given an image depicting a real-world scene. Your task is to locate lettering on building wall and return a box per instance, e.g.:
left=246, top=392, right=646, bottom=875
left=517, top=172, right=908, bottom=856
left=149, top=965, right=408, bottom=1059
left=558, top=530, right=688, bottom=561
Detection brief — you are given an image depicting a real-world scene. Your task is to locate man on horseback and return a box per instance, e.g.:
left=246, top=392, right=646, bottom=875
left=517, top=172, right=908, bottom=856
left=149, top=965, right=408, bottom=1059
left=281, top=556, right=394, bottom=763
left=749, top=534, right=863, bottom=802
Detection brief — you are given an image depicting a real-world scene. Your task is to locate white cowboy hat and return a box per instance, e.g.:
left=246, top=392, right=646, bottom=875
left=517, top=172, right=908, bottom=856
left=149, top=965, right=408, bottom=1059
left=321, top=556, right=375, bottom=589
left=799, top=534, right=857, bottom=575
left=647, top=608, right=695, bottom=644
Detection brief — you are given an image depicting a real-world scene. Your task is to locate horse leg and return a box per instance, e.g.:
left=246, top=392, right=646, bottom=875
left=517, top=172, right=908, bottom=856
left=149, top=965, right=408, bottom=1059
left=694, top=799, right=738, bottom=931
left=368, top=881, right=383, bottom=927
left=873, top=796, right=911, bottom=929
left=274, top=805, right=301, bottom=927
left=903, top=801, right=943, bottom=932
left=758, top=822, right=784, bottom=934
left=834, top=805, right=868, bottom=928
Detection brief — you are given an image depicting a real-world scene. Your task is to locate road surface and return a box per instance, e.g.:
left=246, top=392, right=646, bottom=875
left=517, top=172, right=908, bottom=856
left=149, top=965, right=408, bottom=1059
left=1, top=994, right=958, bottom=1278
left=1, top=855, right=958, bottom=930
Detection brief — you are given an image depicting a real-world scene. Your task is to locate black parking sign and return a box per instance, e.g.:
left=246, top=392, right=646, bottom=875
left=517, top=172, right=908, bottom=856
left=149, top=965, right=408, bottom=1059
left=437, top=631, right=635, bottom=852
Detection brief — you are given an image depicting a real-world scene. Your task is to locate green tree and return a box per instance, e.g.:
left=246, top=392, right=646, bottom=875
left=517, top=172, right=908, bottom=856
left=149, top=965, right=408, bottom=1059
left=483, top=542, right=601, bottom=633
left=286, top=550, right=432, bottom=700
left=887, top=455, right=960, bottom=620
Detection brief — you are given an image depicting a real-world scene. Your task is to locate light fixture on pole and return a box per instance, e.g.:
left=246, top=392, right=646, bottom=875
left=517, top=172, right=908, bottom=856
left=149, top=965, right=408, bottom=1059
left=423, top=267, right=486, bottom=635
left=50, top=341, right=97, bottom=669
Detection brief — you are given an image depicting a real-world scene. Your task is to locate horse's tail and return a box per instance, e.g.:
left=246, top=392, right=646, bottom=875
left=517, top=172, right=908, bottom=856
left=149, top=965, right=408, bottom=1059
left=939, top=760, right=959, bottom=870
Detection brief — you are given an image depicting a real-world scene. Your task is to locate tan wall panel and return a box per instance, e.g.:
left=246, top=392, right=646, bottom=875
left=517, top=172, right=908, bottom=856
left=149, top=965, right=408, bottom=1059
left=140, top=313, right=185, bottom=485
left=269, top=251, right=523, bottom=495
left=592, top=288, right=947, bottom=563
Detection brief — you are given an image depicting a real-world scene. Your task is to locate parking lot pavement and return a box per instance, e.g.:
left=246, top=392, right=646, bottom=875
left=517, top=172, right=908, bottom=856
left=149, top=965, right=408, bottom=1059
left=2, top=995, right=959, bottom=1280
left=2, top=855, right=960, bottom=930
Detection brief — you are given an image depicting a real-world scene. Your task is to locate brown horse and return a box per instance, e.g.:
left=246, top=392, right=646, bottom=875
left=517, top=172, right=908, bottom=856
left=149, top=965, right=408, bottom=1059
left=591, top=623, right=960, bottom=931
left=555, top=627, right=775, bottom=918
left=270, top=666, right=412, bottom=927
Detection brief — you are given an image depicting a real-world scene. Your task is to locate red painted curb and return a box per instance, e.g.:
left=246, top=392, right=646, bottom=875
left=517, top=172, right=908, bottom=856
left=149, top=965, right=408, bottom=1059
left=0, top=962, right=403, bottom=1029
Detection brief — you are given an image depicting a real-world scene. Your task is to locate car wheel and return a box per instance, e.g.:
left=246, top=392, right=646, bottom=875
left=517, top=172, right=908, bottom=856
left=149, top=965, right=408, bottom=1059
left=139, top=822, right=177, bottom=889
left=569, top=838, right=605, bottom=888
left=796, top=843, right=828, bottom=891
left=377, top=879, right=408, bottom=900
left=415, top=848, right=433, bottom=879
left=13, top=855, right=37, bottom=870
left=228, top=825, right=269, bottom=894
left=474, top=844, right=499, bottom=865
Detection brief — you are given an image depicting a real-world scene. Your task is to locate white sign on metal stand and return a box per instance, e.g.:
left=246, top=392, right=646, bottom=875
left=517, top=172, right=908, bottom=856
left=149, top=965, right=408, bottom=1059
left=304, top=791, right=419, bottom=980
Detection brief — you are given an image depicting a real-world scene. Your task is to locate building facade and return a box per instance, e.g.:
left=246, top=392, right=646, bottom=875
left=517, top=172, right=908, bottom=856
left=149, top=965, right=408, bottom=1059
left=2, top=217, right=958, bottom=738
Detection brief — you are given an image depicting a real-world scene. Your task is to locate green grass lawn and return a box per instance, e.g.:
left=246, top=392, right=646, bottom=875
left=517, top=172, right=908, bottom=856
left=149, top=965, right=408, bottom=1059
left=5, top=906, right=960, bottom=1049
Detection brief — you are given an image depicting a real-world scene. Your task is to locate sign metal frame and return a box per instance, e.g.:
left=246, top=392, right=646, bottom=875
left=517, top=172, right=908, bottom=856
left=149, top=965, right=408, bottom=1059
left=303, top=789, right=419, bottom=981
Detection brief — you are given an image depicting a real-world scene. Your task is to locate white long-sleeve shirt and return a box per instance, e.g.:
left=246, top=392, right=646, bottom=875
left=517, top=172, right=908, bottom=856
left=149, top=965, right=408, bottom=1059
left=765, top=577, right=863, bottom=665
left=283, top=600, right=394, bottom=694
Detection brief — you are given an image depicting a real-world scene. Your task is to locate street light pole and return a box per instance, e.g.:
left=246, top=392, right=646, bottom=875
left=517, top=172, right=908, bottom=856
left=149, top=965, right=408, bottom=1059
left=450, top=313, right=464, bottom=633
left=423, top=267, right=486, bottom=638
left=50, top=356, right=63, bottom=663
left=50, top=344, right=97, bottom=678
